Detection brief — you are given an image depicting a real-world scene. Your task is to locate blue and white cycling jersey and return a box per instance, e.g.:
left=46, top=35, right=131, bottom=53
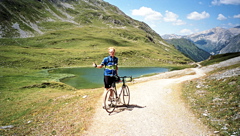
left=101, top=56, right=118, bottom=76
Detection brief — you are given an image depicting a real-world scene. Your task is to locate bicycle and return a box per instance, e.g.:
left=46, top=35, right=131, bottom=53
left=103, top=76, right=132, bottom=113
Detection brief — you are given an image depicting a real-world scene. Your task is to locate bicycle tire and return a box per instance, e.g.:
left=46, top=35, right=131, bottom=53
left=104, top=88, right=117, bottom=113
left=122, top=85, right=130, bottom=106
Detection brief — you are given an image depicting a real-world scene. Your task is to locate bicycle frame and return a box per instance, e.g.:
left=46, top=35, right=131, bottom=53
left=111, top=76, right=131, bottom=99
left=103, top=76, right=132, bottom=113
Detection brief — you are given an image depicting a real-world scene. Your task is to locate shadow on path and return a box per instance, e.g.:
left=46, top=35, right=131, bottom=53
left=110, top=104, right=146, bottom=115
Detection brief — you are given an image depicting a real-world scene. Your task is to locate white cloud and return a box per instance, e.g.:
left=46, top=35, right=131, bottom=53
left=187, top=11, right=210, bottom=20
left=132, top=7, right=152, bottom=16
left=131, top=7, right=162, bottom=21
left=180, top=29, right=193, bottom=34
left=163, top=11, right=186, bottom=25
left=164, top=10, right=178, bottom=22
left=233, top=14, right=240, bottom=18
left=212, top=0, right=240, bottom=5
left=211, top=0, right=218, bottom=5
left=217, top=14, right=227, bottom=20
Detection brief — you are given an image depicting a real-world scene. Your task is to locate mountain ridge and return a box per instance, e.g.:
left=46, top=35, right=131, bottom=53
left=165, top=38, right=210, bottom=62
left=220, top=34, right=240, bottom=54
left=0, top=0, right=160, bottom=40
left=162, top=26, right=240, bottom=55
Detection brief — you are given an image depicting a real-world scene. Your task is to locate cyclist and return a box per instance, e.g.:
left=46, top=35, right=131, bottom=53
left=93, top=47, right=118, bottom=99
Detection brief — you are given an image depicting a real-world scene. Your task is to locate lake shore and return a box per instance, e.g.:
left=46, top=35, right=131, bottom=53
left=49, top=67, right=169, bottom=89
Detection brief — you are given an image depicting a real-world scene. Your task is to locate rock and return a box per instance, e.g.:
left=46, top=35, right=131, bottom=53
left=233, top=113, right=240, bottom=120
left=196, top=85, right=201, bottom=88
left=0, top=125, right=14, bottom=129
left=203, top=113, right=208, bottom=116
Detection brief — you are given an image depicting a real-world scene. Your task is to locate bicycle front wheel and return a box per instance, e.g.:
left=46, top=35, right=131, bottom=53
left=122, top=85, right=130, bottom=106
left=104, top=88, right=117, bottom=113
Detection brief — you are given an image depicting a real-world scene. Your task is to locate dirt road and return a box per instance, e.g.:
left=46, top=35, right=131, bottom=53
left=83, top=57, right=240, bottom=136
left=83, top=68, right=212, bottom=136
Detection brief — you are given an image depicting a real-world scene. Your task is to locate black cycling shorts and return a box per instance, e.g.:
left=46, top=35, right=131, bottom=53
left=104, top=76, right=115, bottom=88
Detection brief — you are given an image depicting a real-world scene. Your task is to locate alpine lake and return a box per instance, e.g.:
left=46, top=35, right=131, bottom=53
left=49, top=67, right=169, bottom=89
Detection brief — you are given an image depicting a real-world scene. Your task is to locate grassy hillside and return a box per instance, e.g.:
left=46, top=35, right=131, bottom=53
left=0, top=26, right=191, bottom=73
left=182, top=53, right=240, bottom=135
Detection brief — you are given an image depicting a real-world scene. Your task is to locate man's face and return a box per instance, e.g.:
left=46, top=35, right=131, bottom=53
left=109, top=49, right=115, bottom=57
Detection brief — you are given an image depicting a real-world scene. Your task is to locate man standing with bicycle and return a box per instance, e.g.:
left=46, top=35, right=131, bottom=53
left=93, top=47, right=118, bottom=97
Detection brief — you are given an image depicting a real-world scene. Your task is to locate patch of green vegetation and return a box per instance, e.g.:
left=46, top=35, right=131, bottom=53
left=182, top=67, right=240, bottom=135
left=200, top=52, right=240, bottom=66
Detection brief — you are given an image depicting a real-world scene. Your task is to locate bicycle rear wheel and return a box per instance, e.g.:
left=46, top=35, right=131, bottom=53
left=104, top=88, right=117, bottom=113
left=122, top=85, right=130, bottom=106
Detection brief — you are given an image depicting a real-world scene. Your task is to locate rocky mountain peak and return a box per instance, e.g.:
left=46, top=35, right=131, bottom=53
left=162, top=26, right=240, bottom=55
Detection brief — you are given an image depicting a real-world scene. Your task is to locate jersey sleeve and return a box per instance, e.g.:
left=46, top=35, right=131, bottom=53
left=116, top=57, right=118, bottom=65
left=101, top=57, right=107, bottom=66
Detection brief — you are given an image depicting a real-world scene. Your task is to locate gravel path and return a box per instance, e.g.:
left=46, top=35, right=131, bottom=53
left=83, top=56, right=240, bottom=136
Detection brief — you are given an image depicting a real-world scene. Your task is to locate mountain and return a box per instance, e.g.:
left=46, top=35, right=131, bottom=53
left=165, top=38, right=210, bottom=62
left=161, top=34, right=183, bottom=39
left=0, top=0, right=137, bottom=38
left=229, top=26, right=240, bottom=35
left=220, top=34, right=240, bottom=54
left=0, top=0, right=193, bottom=68
left=162, top=26, right=240, bottom=55
left=187, top=27, right=234, bottom=54
left=0, top=0, right=163, bottom=39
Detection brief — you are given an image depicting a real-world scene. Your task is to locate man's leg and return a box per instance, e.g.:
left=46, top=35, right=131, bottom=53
left=102, top=88, right=108, bottom=109
left=104, top=76, right=114, bottom=98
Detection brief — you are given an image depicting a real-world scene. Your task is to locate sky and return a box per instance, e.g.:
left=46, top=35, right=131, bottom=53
left=103, top=0, right=240, bottom=36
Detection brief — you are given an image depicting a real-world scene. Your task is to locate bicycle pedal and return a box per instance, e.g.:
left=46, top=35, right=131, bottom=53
left=108, top=104, right=115, bottom=107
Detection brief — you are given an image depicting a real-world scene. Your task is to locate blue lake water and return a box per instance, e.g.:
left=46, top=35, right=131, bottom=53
left=50, top=67, right=169, bottom=89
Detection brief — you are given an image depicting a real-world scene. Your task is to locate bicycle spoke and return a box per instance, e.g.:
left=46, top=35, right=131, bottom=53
left=122, top=85, right=130, bottom=106
left=104, top=88, right=117, bottom=113
left=103, top=76, right=132, bottom=113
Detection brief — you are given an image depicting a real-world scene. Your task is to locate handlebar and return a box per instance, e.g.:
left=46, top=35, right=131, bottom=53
left=118, top=76, right=132, bottom=82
